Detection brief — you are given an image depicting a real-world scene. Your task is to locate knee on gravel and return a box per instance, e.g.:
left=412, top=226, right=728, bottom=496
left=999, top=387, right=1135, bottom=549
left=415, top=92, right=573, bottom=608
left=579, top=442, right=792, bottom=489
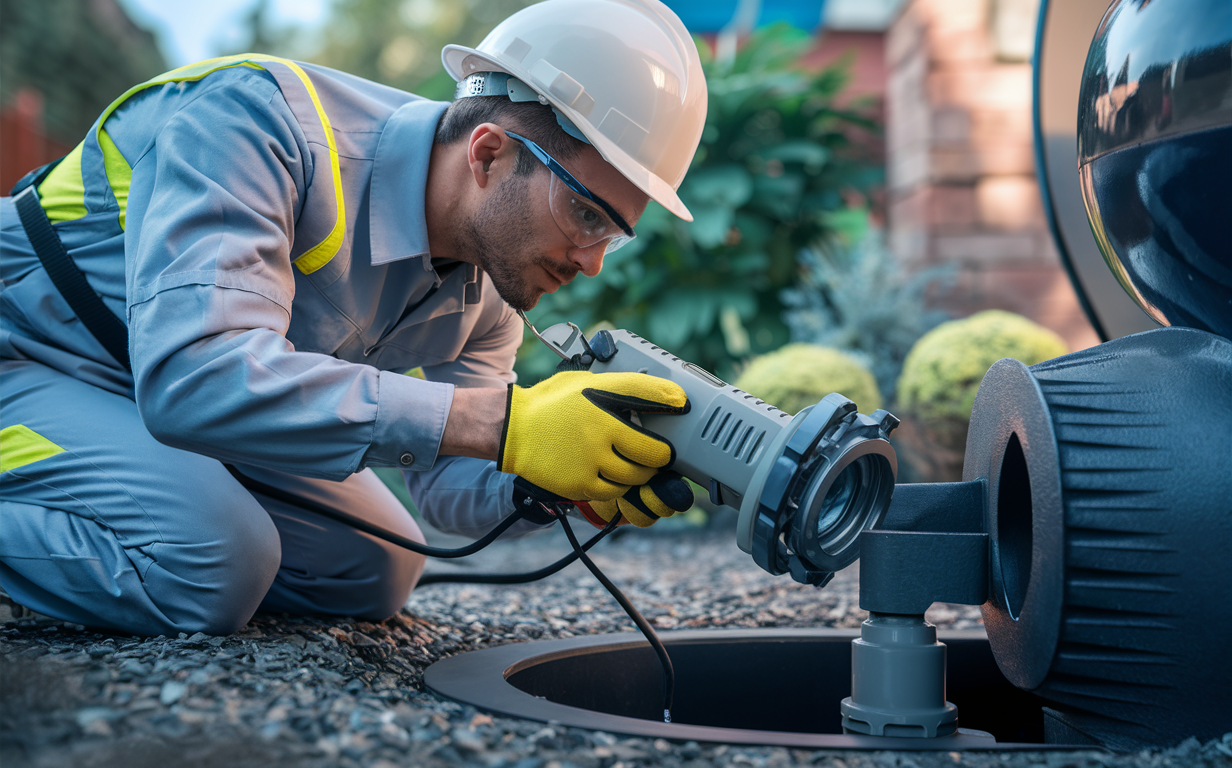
left=138, top=483, right=283, bottom=636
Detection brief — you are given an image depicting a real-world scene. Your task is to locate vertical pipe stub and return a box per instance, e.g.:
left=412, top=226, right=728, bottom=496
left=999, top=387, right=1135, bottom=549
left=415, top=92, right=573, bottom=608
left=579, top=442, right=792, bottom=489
left=840, top=614, right=958, bottom=738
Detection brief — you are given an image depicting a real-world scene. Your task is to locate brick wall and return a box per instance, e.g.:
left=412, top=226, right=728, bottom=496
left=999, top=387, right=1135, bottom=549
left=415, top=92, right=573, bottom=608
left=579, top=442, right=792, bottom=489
left=0, top=90, right=73, bottom=194
left=885, top=0, right=1100, bottom=350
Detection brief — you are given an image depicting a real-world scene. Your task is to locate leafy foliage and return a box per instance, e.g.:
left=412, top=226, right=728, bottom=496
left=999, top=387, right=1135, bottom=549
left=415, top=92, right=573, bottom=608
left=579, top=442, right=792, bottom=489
left=733, top=343, right=882, bottom=415
left=516, top=23, right=881, bottom=384
left=782, top=233, right=953, bottom=404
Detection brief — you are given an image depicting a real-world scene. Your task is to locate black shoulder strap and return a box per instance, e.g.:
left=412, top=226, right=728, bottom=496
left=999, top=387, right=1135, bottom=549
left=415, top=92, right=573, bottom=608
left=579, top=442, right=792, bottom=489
left=12, top=186, right=131, bottom=372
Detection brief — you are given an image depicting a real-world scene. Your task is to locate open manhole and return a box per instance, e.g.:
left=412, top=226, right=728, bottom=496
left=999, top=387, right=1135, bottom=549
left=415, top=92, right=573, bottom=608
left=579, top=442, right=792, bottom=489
left=425, top=628, right=1077, bottom=750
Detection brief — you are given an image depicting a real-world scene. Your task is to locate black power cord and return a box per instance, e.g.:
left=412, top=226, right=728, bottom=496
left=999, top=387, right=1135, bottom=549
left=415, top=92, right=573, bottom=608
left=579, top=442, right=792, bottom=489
left=418, top=517, right=620, bottom=586
left=225, top=465, right=528, bottom=558
left=227, top=465, right=676, bottom=723
left=554, top=510, right=675, bottom=724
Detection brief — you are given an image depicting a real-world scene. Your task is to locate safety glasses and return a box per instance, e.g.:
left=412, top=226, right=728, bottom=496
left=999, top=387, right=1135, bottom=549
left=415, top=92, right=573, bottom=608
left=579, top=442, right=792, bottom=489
left=504, top=130, right=636, bottom=255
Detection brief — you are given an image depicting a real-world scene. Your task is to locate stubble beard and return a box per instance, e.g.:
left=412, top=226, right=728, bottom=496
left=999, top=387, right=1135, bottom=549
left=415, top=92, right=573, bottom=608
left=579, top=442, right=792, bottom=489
left=462, top=172, right=574, bottom=312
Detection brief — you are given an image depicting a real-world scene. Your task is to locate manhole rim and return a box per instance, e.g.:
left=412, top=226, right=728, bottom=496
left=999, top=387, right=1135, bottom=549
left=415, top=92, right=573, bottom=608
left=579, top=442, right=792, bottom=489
left=423, top=627, right=1078, bottom=751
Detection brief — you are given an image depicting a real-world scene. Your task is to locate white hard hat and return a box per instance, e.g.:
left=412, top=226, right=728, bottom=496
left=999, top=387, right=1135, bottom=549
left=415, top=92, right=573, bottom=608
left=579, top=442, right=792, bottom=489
left=442, top=0, right=707, bottom=222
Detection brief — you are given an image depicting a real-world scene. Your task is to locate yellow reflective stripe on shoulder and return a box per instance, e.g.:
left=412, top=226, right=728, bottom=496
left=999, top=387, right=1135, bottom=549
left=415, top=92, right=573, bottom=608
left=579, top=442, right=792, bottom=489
left=36, top=142, right=88, bottom=224
left=0, top=425, right=66, bottom=473
left=91, top=54, right=345, bottom=270
left=91, top=56, right=267, bottom=232
left=98, top=128, right=131, bottom=230
left=274, top=59, right=345, bottom=275
left=93, top=55, right=268, bottom=131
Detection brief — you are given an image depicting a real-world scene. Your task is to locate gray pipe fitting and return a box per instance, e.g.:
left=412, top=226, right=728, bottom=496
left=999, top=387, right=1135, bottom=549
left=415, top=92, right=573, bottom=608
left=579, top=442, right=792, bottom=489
left=840, top=613, right=958, bottom=737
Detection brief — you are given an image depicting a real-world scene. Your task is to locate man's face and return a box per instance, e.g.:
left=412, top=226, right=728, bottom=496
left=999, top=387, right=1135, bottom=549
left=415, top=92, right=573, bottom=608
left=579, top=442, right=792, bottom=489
left=463, top=140, right=649, bottom=311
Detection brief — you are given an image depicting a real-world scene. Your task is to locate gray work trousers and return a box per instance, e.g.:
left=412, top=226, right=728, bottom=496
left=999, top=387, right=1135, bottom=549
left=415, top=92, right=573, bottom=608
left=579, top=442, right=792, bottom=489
left=0, top=359, right=426, bottom=636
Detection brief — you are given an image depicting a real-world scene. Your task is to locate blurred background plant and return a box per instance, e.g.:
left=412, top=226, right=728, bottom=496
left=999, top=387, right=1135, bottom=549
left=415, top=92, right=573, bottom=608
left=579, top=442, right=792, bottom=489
left=893, top=310, right=1068, bottom=482
left=516, top=22, right=883, bottom=384
left=781, top=231, right=951, bottom=404
left=733, top=343, right=881, bottom=415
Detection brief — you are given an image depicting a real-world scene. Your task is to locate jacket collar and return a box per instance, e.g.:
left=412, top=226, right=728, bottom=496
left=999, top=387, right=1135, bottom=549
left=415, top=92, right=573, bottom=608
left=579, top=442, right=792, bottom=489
left=368, top=98, right=449, bottom=269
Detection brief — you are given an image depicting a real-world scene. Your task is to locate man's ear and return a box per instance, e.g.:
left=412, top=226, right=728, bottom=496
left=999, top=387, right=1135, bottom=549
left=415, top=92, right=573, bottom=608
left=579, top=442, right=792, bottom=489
left=468, top=123, right=514, bottom=189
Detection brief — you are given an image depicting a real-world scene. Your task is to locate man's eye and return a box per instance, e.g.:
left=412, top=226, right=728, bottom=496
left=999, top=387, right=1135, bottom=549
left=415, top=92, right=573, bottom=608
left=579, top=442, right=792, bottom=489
left=574, top=204, right=601, bottom=227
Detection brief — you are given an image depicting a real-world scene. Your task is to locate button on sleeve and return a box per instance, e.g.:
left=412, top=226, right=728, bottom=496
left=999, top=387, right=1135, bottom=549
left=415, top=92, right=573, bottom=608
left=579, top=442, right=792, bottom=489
left=365, top=370, right=453, bottom=471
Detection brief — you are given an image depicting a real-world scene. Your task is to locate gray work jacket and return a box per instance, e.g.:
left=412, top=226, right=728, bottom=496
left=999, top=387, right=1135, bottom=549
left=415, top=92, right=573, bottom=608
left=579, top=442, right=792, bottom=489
left=0, top=57, right=526, bottom=536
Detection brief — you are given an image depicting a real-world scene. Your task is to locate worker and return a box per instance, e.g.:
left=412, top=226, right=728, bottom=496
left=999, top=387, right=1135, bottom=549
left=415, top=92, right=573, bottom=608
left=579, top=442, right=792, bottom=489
left=0, top=0, right=707, bottom=635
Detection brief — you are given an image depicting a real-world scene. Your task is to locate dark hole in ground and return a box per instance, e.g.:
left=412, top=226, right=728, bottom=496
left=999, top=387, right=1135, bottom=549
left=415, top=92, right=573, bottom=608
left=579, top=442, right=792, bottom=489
left=505, top=633, right=1047, bottom=744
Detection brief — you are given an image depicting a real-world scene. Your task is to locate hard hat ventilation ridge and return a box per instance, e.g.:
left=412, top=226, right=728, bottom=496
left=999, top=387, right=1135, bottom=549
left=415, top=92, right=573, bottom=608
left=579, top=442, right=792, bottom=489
left=456, top=72, right=590, bottom=145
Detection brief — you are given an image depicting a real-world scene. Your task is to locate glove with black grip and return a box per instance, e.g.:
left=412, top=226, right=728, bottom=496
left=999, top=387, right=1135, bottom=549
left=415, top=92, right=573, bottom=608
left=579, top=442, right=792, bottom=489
left=578, top=470, right=694, bottom=528
left=499, top=370, right=689, bottom=502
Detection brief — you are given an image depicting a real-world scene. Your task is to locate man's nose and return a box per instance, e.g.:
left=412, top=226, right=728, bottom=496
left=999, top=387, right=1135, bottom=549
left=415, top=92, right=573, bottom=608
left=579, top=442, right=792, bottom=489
left=567, top=242, right=606, bottom=277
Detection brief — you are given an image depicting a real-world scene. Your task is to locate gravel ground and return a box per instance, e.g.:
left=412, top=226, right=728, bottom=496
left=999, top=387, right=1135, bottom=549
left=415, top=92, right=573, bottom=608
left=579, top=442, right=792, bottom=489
left=2, top=519, right=1229, bottom=768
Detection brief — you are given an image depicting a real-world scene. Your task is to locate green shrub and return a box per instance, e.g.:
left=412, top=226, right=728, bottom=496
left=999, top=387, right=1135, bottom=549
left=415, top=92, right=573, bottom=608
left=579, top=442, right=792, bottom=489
left=896, top=310, right=1068, bottom=423
left=734, top=343, right=882, bottom=415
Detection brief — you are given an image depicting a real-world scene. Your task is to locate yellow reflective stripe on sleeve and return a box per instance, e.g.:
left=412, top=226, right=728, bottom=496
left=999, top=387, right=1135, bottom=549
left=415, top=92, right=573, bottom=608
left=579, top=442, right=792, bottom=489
left=36, top=142, right=88, bottom=224
left=276, top=60, right=345, bottom=275
left=0, top=425, right=66, bottom=473
left=98, top=128, right=132, bottom=230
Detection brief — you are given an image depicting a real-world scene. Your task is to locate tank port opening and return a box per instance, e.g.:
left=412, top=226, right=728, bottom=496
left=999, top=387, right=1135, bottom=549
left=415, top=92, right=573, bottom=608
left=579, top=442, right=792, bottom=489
left=996, top=433, right=1033, bottom=620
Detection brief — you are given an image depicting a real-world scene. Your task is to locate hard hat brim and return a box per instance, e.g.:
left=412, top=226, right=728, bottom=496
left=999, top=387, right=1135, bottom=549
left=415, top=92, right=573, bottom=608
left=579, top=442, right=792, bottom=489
left=442, top=44, right=694, bottom=223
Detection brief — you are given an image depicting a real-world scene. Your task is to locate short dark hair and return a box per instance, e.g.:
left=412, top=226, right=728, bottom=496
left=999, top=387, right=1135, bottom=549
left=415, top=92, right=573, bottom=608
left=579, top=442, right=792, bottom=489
left=433, top=95, right=586, bottom=176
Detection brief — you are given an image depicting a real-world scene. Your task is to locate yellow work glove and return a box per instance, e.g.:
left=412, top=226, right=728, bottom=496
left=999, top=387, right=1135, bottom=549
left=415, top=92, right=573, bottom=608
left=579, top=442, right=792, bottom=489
left=579, top=470, right=695, bottom=528
left=499, top=370, right=689, bottom=502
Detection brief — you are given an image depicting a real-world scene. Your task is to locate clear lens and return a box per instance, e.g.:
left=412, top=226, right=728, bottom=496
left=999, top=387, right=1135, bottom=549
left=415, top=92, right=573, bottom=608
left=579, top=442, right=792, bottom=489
left=815, top=461, right=859, bottom=539
left=548, top=174, right=633, bottom=254
left=794, top=451, right=894, bottom=569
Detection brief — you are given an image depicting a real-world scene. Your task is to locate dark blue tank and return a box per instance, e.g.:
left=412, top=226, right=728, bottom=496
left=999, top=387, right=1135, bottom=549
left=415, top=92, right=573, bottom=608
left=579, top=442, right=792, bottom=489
left=1077, top=0, right=1232, bottom=338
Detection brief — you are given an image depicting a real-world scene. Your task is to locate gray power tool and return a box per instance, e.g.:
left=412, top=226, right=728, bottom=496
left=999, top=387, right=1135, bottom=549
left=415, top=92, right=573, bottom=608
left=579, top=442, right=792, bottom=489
left=525, top=318, right=900, bottom=587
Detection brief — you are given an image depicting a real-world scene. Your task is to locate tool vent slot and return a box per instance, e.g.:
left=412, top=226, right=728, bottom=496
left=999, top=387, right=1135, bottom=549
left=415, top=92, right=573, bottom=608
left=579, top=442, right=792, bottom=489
left=721, top=419, right=745, bottom=451
left=731, top=425, right=755, bottom=459
left=700, top=406, right=768, bottom=461
left=743, top=430, right=767, bottom=463
left=700, top=406, right=723, bottom=441
left=707, top=411, right=732, bottom=445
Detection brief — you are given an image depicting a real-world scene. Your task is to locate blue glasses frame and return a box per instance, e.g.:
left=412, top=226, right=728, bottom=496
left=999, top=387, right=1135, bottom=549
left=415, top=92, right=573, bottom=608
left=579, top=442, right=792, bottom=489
left=504, top=129, right=636, bottom=241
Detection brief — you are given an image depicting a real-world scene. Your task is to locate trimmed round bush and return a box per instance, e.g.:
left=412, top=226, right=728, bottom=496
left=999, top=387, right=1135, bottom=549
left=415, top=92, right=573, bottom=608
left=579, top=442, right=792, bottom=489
left=734, top=343, right=882, bottom=415
left=896, top=310, right=1068, bottom=423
